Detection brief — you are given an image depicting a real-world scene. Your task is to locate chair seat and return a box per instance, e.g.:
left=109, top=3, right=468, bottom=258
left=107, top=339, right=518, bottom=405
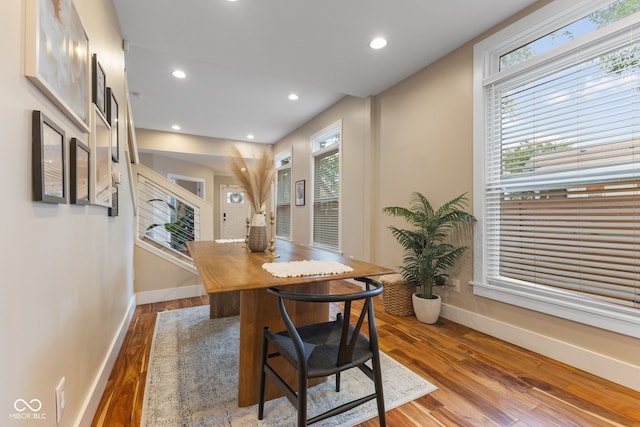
left=266, top=320, right=373, bottom=378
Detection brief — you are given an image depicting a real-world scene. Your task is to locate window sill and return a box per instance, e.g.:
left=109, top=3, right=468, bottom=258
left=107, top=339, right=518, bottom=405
left=472, top=280, right=640, bottom=339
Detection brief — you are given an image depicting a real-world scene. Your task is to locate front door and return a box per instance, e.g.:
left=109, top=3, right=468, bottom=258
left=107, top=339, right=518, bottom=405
left=220, top=185, right=250, bottom=239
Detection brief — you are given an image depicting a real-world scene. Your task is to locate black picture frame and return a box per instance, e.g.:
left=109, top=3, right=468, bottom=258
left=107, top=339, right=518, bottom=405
left=92, top=53, right=106, bottom=117
left=107, top=87, right=119, bottom=163
left=70, top=138, right=91, bottom=205
left=32, top=110, right=66, bottom=204
left=109, top=186, right=119, bottom=217
left=295, top=180, right=305, bottom=206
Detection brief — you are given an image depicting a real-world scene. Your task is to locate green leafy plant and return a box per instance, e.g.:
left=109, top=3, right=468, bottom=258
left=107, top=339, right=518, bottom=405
left=383, top=192, right=476, bottom=299
left=146, top=199, right=194, bottom=251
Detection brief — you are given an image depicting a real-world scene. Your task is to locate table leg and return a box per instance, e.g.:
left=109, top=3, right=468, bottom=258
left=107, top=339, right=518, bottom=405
left=209, top=291, right=240, bottom=319
left=237, top=282, right=329, bottom=407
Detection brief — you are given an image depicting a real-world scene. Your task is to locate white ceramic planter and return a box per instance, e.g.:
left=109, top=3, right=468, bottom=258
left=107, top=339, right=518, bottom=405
left=412, top=294, right=441, bottom=324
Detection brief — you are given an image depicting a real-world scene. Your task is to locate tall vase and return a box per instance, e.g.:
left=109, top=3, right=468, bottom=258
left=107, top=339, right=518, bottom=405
left=248, top=212, right=268, bottom=252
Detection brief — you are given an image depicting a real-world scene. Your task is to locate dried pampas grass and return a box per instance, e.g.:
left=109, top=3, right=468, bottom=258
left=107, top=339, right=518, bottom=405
left=228, top=145, right=275, bottom=213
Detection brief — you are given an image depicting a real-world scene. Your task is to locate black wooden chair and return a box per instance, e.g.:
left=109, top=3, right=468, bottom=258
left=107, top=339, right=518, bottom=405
left=258, top=277, right=386, bottom=426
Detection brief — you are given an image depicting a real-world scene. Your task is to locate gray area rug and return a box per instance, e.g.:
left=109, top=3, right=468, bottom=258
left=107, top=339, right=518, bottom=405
left=141, top=305, right=437, bottom=426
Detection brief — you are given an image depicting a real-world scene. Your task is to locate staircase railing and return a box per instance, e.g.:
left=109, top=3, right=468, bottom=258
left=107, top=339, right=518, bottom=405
left=133, top=163, right=213, bottom=264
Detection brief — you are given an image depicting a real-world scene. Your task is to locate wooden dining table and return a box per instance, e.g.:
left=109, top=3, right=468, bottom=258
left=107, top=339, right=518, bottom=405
left=187, top=239, right=394, bottom=407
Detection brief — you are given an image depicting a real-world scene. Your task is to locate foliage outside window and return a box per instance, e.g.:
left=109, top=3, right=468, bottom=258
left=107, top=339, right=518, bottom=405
left=275, top=151, right=291, bottom=239
left=312, top=122, right=341, bottom=251
left=473, top=0, right=640, bottom=337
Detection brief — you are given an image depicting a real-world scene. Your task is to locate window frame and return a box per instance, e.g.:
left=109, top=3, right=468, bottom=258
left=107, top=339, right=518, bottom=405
left=274, top=149, right=292, bottom=240
left=310, top=120, right=342, bottom=252
left=472, top=0, right=640, bottom=338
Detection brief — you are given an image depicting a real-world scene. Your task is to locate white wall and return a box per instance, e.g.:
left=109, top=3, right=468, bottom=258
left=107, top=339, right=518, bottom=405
left=1, top=1, right=134, bottom=425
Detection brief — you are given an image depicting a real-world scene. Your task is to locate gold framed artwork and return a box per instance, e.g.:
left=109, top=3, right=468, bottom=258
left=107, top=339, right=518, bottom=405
left=25, top=0, right=90, bottom=132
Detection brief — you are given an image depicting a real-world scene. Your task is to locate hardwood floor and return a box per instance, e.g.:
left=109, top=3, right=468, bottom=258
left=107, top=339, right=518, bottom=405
left=92, top=282, right=640, bottom=426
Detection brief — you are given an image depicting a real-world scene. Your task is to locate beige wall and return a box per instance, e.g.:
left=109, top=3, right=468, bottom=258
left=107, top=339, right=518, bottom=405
left=273, top=1, right=639, bottom=390
left=274, top=95, right=373, bottom=260
left=1, top=0, right=134, bottom=425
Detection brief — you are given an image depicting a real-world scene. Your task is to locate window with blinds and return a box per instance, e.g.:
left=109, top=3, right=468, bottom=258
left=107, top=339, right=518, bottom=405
left=275, top=167, right=291, bottom=239
left=311, top=122, right=341, bottom=251
left=474, top=0, right=640, bottom=337
left=275, top=150, right=292, bottom=239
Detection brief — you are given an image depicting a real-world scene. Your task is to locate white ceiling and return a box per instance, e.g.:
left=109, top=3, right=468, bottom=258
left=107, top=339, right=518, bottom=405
left=113, top=0, right=538, bottom=146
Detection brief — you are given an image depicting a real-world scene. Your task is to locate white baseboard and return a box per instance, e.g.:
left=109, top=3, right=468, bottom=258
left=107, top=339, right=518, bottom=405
left=77, top=295, right=137, bottom=426
left=136, top=284, right=206, bottom=305
left=441, top=304, right=640, bottom=392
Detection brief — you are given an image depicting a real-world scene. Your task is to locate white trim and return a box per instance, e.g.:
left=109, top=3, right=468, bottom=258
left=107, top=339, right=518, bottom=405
left=136, top=284, right=205, bottom=305
left=135, top=238, right=198, bottom=274
left=310, top=119, right=343, bottom=252
left=472, top=0, right=640, bottom=337
left=440, top=303, right=640, bottom=393
left=76, top=295, right=137, bottom=426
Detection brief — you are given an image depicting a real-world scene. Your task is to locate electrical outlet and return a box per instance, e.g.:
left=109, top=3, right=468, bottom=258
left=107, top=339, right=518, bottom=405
left=55, top=377, right=65, bottom=424
left=452, top=279, right=460, bottom=293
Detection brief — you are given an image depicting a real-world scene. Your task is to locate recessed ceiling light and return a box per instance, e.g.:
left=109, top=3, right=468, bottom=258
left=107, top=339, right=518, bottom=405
left=369, top=37, right=387, bottom=50
left=171, top=125, right=181, bottom=130
left=247, top=134, right=254, bottom=139
left=288, top=93, right=299, bottom=101
left=172, top=70, right=186, bottom=79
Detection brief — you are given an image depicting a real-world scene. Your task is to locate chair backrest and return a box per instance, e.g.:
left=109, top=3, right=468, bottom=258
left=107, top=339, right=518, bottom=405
left=267, top=277, right=383, bottom=368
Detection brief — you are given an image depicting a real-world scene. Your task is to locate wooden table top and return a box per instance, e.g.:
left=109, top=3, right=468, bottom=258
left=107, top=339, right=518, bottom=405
left=187, top=240, right=394, bottom=294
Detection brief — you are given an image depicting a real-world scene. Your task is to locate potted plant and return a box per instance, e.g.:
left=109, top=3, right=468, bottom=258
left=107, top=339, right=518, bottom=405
left=383, top=192, right=476, bottom=323
left=146, top=199, right=195, bottom=252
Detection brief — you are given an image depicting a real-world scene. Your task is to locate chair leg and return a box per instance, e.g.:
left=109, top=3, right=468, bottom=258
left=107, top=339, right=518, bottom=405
left=258, top=328, right=269, bottom=420
left=297, top=370, right=308, bottom=426
left=371, top=352, right=386, bottom=427
left=335, top=372, right=341, bottom=392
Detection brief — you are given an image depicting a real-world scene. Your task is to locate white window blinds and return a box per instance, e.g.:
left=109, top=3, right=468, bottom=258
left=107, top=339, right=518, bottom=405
left=484, top=28, right=640, bottom=310
left=313, top=148, right=340, bottom=250
left=275, top=167, right=291, bottom=239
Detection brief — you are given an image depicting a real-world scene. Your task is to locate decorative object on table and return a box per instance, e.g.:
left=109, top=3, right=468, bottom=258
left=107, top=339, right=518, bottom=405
left=380, top=273, right=415, bottom=316
left=383, top=192, right=476, bottom=324
left=141, top=306, right=437, bottom=427
left=295, top=179, right=305, bottom=206
left=25, top=0, right=90, bottom=132
left=32, top=110, right=66, bottom=204
left=266, top=211, right=279, bottom=258
left=92, top=54, right=107, bottom=118
left=69, top=137, right=90, bottom=205
left=261, top=260, right=353, bottom=278
left=244, top=217, right=250, bottom=248
left=107, top=87, right=119, bottom=163
left=228, top=145, right=275, bottom=252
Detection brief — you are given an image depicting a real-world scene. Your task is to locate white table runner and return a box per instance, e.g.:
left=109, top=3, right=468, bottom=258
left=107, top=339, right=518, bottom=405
left=262, top=260, right=354, bottom=278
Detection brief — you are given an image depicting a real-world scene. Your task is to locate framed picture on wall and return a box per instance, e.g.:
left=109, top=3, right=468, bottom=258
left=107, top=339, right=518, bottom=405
left=70, top=138, right=91, bottom=205
left=32, top=110, right=67, bottom=204
left=25, top=0, right=90, bottom=132
left=295, top=180, right=305, bottom=206
left=91, top=104, right=112, bottom=207
left=107, top=87, right=119, bottom=163
left=92, top=54, right=106, bottom=118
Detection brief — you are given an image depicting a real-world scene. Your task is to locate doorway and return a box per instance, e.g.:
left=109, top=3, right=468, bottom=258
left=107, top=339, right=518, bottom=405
left=220, top=185, right=250, bottom=239
left=168, top=173, right=205, bottom=199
